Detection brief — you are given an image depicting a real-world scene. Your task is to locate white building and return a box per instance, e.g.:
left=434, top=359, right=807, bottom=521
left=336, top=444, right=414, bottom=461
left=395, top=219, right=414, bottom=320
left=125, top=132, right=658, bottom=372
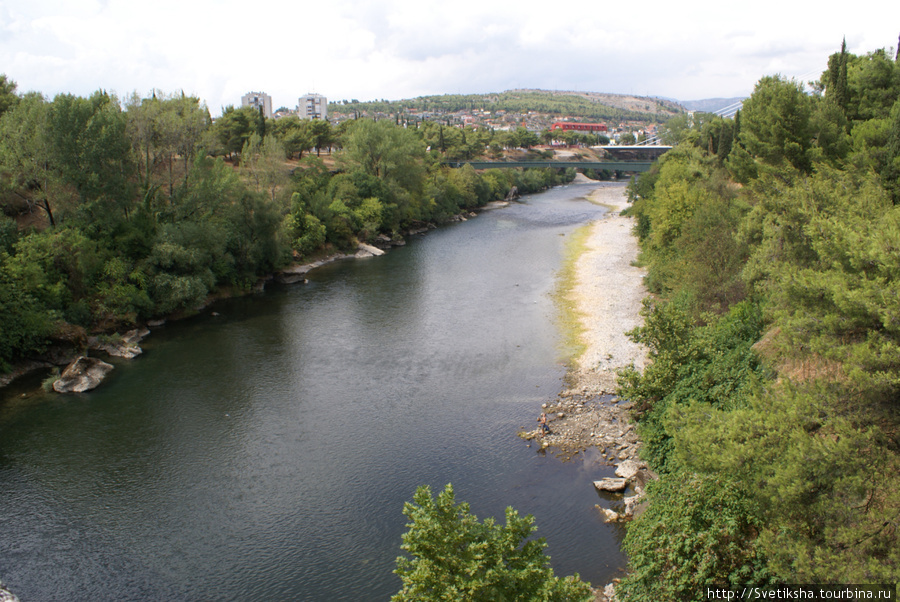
left=299, top=93, right=327, bottom=120
left=241, top=91, right=273, bottom=119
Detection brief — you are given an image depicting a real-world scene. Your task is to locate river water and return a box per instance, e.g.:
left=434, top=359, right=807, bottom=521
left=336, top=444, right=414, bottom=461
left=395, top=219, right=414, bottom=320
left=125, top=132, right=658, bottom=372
left=0, top=181, right=629, bottom=601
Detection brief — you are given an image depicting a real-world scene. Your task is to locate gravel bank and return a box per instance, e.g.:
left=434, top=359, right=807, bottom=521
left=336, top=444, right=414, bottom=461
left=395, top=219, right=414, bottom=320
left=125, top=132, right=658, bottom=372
left=520, top=181, right=648, bottom=461
left=573, top=183, right=648, bottom=387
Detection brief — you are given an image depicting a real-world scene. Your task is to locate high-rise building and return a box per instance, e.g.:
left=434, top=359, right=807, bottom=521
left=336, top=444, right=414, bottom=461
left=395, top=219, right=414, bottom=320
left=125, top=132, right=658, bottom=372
left=299, top=93, right=327, bottom=120
left=241, top=91, right=273, bottom=119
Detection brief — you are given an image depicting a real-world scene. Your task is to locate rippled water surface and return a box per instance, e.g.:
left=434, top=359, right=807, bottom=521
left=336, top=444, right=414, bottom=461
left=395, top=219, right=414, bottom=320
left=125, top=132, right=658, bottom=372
left=0, top=182, right=630, bottom=601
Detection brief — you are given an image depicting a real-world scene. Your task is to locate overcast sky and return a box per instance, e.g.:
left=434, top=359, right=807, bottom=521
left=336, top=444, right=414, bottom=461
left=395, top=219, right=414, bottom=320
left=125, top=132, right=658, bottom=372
left=2, top=0, right=898, bottom=116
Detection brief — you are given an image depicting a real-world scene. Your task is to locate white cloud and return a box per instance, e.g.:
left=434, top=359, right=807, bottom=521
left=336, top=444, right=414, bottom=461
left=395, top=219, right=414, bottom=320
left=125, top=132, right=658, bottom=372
left=1, top=0, right=898, bottom=113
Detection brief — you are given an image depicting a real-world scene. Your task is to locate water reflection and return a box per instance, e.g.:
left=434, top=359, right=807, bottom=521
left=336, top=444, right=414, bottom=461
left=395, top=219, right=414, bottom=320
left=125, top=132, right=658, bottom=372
left=0, top=182, right=630, bottom=601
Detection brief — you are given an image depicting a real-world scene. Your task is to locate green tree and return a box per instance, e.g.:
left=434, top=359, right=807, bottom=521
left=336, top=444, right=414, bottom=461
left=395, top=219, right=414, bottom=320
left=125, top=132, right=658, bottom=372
left=0, top=255, right=57, bottom=370
left=270, top=115, right=313, bottom=159
left=618, top=474, right=771, bottom=602
left=824, top=38, right=851, bottom=113
left=308, top=118, right=333, bottom=156
left=0, top=74, right=17, bottom=117
left=0, top=93, right=66, bottom=226
left=211, top=105, right=258, bottom=159
left=659, top=114, right=693, bottom=146
left=337, top=119, right=426, bottom=203
left=46, top=91, right=136, bottom=226
left=2, top=227, right=105, bottom=324
left=618, top=132, right=637, bottom=145
left=240, top=133, right=289, bottom=203
left=393, top=484, right=593, bottom=602
left=845, top=47, right=900, bottom=123
left=511, top=127, right=539, bottom=149
left=671, top=382, right=900, bottom=585
left=125, top=90, right=164, bottom=192
left=736, top=75, right=814, bottom=174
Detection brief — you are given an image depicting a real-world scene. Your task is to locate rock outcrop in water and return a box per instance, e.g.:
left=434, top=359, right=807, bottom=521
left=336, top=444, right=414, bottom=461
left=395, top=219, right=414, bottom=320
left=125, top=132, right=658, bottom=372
left=89, top=328, right=150, bottom=359
left=52, top=356, right=114, bottom=393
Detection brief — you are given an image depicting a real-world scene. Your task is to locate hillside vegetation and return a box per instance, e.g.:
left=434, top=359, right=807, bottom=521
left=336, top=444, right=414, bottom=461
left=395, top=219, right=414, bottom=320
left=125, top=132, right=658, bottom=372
left=330, top=89, right=682, bottom=124
left=616, top=41, right=900, bottom=599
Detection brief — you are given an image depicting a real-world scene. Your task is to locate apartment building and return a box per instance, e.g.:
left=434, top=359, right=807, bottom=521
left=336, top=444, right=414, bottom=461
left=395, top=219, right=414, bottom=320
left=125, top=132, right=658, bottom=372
left=299, top=93, right=327, bottom=120
left=241, top=91, right=273, bottom=119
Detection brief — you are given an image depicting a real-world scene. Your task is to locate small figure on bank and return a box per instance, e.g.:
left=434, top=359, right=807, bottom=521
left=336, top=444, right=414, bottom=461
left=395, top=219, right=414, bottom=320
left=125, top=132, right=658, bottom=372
left=538, top=412, right=551, bottom=437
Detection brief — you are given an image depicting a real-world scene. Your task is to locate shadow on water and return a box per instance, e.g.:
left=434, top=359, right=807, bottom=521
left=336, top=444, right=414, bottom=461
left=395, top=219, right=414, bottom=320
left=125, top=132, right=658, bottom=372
left=0, top=182, right=631, bottom=601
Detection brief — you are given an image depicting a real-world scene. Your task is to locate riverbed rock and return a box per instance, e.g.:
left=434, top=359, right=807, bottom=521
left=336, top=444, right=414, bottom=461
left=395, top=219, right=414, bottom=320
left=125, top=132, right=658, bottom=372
left=90, top=328, right=149, bottom=359
left=614, top=459, right=643, bottom=480
left=276, top=264, right=314, bottom=284
left=630, top=468, right=658, bottom=494
left=597, top=506, right=621, bottom=523
left=623, top=494, right=642, bottom=517
left=356, top=243, right=385, bottom=258
left=0, top=581, right=20, bottom=602
left=593, top=477, right=628, bottom=493
left=53, top=357, right=114, bottom=393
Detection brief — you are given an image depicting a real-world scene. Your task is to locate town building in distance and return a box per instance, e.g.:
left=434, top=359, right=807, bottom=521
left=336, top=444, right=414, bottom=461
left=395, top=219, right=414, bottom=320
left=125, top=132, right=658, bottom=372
left=299, top=93, right=327, bottom=120
left=242, top=91, right=273, bottom=119
left=550, top=121, right=608, bottom=133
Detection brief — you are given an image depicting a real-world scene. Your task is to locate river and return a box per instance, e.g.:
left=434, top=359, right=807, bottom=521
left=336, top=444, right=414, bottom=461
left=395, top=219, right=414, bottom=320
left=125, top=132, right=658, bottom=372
left=0, top=181, right=629, bottom=601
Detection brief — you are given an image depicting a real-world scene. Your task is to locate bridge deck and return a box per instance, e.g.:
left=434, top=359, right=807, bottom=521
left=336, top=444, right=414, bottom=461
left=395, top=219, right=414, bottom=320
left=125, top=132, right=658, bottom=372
left=444, top=160, right=655, bottom=172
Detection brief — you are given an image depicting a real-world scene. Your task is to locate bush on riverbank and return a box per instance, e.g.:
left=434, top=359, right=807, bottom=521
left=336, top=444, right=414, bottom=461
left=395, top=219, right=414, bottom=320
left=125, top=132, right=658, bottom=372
left=617, top=41, right=900, bottom=598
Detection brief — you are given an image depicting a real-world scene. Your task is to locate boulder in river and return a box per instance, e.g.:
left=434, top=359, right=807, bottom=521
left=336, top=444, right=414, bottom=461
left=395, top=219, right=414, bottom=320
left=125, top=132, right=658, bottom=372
left=53, top=357, right=114, bottom=393
left=593, top=477, right=628, bottom=493
left=0, top=580, right=20, bottom=602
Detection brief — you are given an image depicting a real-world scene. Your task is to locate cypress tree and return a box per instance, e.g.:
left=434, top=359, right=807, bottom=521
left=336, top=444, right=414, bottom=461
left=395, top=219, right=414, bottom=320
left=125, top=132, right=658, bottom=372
left=836, top=38, right=850, bottom=110
left=826, top=39, right=850, bottom=112
left=717, top=120, right=733, bottom=163
left=256, top=106, right=266, bottom=138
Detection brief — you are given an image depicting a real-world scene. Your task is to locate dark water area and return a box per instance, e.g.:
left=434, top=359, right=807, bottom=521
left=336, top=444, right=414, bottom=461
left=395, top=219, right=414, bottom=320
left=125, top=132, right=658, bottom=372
left=0, top=182, right=630, bottom=601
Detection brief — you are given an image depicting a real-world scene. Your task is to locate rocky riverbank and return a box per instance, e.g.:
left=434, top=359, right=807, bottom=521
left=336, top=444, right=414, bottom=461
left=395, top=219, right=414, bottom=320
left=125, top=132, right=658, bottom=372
left=518, top=180, right=649, bottom=601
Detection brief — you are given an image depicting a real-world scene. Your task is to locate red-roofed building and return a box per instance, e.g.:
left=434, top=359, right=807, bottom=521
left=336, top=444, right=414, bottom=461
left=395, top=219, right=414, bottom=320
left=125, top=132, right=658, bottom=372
left=550, top=122, right=608, bottom=133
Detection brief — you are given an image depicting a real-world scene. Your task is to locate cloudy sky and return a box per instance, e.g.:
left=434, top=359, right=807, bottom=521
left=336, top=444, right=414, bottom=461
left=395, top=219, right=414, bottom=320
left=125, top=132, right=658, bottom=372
left=2, top=0, right=898, bottom=115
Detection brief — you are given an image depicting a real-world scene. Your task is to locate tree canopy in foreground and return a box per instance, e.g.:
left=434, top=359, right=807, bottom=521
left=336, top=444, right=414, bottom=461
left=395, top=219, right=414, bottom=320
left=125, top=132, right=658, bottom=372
left=393, top=484, right=593, bottom=602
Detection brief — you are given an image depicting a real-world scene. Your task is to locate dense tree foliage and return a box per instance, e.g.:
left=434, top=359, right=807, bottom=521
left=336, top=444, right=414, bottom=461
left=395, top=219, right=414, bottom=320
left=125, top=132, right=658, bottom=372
left=618, top=41, right=900, bottom=599
left=0, top=80, right=575, bottom=370
left=393, top=484, right=593, bottom=601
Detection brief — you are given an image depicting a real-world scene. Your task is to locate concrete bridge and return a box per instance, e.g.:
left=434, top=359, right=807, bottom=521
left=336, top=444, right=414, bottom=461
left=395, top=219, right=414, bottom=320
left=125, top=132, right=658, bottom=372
left=445, top=145, right=671, bottom=173
left=444, top=160, right=657, bottom=173
left=600, top=145, right=672, bottom=161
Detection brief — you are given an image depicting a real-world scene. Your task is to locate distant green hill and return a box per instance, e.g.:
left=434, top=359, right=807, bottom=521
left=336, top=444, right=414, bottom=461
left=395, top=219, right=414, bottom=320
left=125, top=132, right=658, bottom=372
left=329, top=90, right=684, bottom=123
